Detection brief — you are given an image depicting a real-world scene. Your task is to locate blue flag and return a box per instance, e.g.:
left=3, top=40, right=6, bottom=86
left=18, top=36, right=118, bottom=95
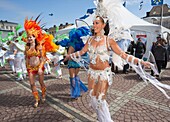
left=151, top=0, right=163, bottom=6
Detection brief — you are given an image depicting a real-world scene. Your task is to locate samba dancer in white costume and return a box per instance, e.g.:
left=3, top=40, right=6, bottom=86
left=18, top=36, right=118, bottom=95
left=51, top=52, right=63, bottom=79
left=64, top=0, right=170, bottom=121
left=0, top=48, right=5, bottom=67
left=0, top=43, right=9, bottom=68
left=12, top=39, right=27, bottom=80
left=44, top=52, right=52, bottom=75
left=7, top=41, right=16, bottom=73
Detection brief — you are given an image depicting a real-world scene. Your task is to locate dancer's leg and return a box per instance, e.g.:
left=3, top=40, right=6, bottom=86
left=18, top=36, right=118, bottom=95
left=88, top=72, right=112, bottom=122
left=28, top=73, right=39, bottom=108
left=69, top=68, right=76, bottom=78
left=95, top=79, right=112, bottom=122
left=38, top=71, right=46, bottom=102
left=75, top=68, right=88, bottom=93
left=69, top=68, right=80, bottom=98
left=88, top=75, right=97, bottom=111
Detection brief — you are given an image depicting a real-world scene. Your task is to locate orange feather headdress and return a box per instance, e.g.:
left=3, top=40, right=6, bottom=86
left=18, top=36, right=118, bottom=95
left=24, top=15, right=59, bottom=52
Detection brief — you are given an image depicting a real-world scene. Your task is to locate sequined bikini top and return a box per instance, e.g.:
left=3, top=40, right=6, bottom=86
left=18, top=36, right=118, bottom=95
left=26, top=46, right=41, bottom=57
left=88, top=36, right=110, bottom=64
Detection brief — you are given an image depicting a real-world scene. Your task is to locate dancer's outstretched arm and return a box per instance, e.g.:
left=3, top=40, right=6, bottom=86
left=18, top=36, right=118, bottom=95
left=109, top=38, right=151, bottom=68
left=63, top=40, right=89, bottom=62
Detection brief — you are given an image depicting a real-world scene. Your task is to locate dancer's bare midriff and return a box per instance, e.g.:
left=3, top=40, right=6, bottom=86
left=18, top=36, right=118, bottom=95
left=29, top=56, right=40, bottom=67
left=89, top=56, right=110, bottom=70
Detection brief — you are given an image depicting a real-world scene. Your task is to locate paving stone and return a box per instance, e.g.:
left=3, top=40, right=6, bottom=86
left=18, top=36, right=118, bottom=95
left=113, top=100, right=170, bottom=121
left=0, top=87, right=72, bottom=122
left=1, top=63, right=170, bottom=121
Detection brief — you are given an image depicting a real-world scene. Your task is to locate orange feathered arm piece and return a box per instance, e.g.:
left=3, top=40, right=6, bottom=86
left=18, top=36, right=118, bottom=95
left=42, top=34, right=59, bottom=52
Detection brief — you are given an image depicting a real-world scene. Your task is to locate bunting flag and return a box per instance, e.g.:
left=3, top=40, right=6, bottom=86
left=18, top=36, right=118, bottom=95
left=151, top=0, right=163, bottom=6
left=79, top=14, right=89, bottom=20
left=123, top=1, right=126, bottom=7
left=139, top=0, right=144, bottom=10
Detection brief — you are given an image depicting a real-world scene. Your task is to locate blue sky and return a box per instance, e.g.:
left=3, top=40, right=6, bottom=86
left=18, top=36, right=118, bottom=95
left=0, top=0, right=170, bottom=29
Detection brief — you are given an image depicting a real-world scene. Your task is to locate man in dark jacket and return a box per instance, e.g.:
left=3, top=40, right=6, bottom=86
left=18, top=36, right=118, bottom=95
left=151, top=37, right=167, bottom=78
left=135, top=38, right=146, bottom=59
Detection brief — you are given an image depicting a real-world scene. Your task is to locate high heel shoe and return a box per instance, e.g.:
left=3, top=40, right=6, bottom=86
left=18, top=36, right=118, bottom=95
left=34, top=99, right=40, bottom=108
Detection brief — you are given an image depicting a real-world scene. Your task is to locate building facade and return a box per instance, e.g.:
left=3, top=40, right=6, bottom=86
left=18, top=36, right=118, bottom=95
left=0, top=20, right=18, bottom=37
left=47, top=23, right=73, bottom=36
left=143, top=4, right=170, bottom=29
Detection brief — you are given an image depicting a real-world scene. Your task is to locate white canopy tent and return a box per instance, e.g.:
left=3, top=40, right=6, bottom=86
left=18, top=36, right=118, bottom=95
left=57, top=12, right=95, bottom=35
left=57, top=1, right=170, bottom=58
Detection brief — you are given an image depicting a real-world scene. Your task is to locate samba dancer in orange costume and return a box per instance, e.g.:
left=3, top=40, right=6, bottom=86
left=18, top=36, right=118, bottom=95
left=24, top=16, right=59, bottom=107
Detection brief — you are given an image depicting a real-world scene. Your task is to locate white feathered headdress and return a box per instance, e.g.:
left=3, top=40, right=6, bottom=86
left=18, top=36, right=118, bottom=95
left=93, top=0, right=108, bottom=23
left=94, top=0, right=133, bottom=41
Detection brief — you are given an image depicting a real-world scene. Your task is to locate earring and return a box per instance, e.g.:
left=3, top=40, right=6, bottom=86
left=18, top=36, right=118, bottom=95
left=101, top=29, right=105, bottom=35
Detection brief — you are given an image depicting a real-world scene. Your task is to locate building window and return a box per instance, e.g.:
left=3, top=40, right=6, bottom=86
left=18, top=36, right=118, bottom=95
left=6, top=26, right=9, bottom=29
left=10, top=26, right=13, bottom=30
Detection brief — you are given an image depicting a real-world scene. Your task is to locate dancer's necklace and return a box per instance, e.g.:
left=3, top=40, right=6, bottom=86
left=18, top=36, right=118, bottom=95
left=94, top=36, right=102, bottom=42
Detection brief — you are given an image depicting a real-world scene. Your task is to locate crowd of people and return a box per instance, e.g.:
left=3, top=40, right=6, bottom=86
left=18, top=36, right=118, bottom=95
left=122, top=34, right=168, bottom=80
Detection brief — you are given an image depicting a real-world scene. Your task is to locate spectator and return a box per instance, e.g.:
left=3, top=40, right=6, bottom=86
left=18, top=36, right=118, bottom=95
left=127, top=41, right=135, bottom=55
left=151, top=37, right=167, bottom=78
left=135, top=38, right=146, bottom=59
left=126, top=41, right=135, bottom=72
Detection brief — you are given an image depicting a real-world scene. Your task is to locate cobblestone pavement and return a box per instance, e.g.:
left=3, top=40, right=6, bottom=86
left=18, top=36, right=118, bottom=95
left=0, top=63, right=170, bottom=122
